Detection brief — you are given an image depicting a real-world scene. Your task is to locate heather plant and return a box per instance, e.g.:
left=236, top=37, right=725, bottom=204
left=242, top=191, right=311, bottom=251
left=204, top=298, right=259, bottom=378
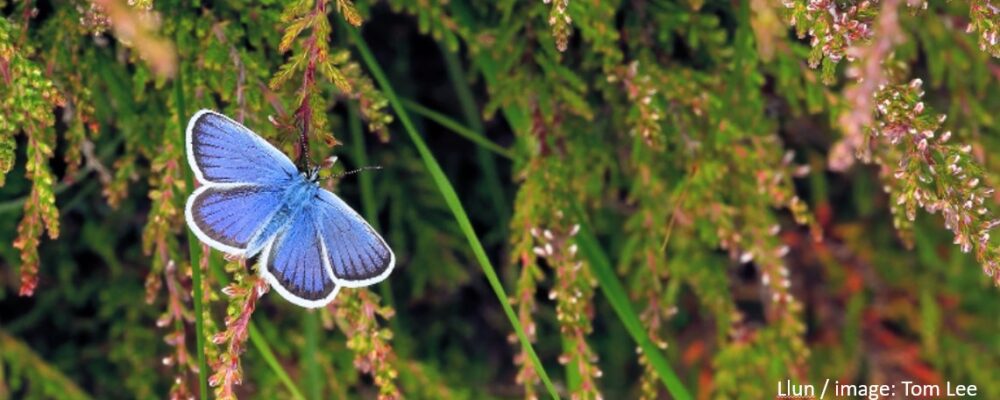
left=1, top=1, right=998, bottom=399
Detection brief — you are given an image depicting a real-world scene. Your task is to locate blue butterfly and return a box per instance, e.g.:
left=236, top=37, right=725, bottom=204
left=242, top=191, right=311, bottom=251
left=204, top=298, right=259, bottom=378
left=183, top=110, right=394, bottom=308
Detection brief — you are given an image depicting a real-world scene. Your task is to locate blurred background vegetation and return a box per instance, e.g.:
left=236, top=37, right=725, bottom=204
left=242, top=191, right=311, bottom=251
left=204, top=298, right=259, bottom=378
left=1, top=0, right=998, bottom=399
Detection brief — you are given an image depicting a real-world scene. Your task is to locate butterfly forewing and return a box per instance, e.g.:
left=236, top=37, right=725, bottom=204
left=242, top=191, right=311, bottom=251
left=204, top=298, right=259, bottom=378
left=186, top=110, right=297, bottom=185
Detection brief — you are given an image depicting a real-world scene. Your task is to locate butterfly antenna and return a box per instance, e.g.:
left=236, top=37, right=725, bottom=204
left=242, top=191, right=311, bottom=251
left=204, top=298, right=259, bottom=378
left=327, top=165, right=383, bottom=180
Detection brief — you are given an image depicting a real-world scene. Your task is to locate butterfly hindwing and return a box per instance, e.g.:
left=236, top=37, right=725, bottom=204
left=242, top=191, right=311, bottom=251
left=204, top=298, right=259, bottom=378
left=314, top=189, right=394, bottom=286
left=186, top=110, right=298, bottom=186
left=260, top=206, right=340, bottom=308
left=185, top=185, right=287, bottom=256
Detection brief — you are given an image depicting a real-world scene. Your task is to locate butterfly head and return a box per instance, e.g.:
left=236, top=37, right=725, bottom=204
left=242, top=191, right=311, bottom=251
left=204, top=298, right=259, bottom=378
left=305, top=166, right=321, bottom=183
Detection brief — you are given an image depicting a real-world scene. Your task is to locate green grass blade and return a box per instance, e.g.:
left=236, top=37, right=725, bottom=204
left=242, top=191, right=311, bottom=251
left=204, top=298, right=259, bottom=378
left=400, top=99, right=514, bottom=160
left=345, top=24, right=560, bottom=400
left=302, top=312, right=322, bottom=400
left=173, top=31, right=209, bottom=400
left=249, top=323, right=307, bottom=400
left=569, top=204, right=693, bottom=400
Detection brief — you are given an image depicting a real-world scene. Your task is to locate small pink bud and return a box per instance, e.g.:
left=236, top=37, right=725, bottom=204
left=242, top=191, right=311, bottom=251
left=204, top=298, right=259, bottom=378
left=532, top=247, right=546, bottom=257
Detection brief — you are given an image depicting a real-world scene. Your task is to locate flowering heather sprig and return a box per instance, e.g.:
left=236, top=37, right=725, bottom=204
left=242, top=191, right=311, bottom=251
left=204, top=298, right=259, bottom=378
left=157, top=259, right=196, bottom=400
left=511, top=227, right=544, bottom=400
left=1, top=18, right=65, bottom=296
left=543, top=0, right=572, bottom=52
left=636, top=352, right=663, bottom=400
left=713, top=150, right=811, bottom=346
left=210, top=264, right=269, bottom=400
left=782, top=0, right=878, bottom=83
left=43, top=13, right=99, bottom=183
left=105, top=152, right=138, bottom=207
left=967, top=0, right=1000, bottom=57
left=272, top=0, right=342, bottom=156
left=507, top=157, right=556, bottom=399
left=609, top=61, right=663, bottom=148
left=871, top=79, right=1000, bottom=283
left=334, top=0, right=363, bottom=26
left=569, top=0, right=621, bottom=72
left=77, top=2, right=112, bottom=34
left=532, top=221, right=602, bottom=400
left=142, top=140, right=185, bottom=256
left=143, top=152, right=206, bottom=396
left=725, top=222, right=805, bottom=331
left=725, top=144, right=816, bottom=308
left=59, top=106, right=92, bottom=185
left=271, top=0, right=392, bottom=143
left=683, top=136, right=815, bottom=394
left=199, top=245, right=221, bottom=365
left=711, top=221, right=809, bottom=397
left=830, top=0, right=904, bottom=171
left=141, top=135, right=185, bottom=307
left=621, top=146, right=675, bottom=400
left=339, top=61, right=393, bottom=142
left=13, top=146, right=60, bottom=296
left=332, top=289, right=401, bottom=400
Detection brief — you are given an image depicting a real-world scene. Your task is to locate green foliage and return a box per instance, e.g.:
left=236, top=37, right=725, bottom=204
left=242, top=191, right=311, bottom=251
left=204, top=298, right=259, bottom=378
left=333, top=289, right=400, bottom=399
left=0, top=331, right=90, bottom=400
left=1, top=16, right=64, bottom=296
left=271, top=0, right=392, bottom=142
left=1, top=1, right=999, bottom=399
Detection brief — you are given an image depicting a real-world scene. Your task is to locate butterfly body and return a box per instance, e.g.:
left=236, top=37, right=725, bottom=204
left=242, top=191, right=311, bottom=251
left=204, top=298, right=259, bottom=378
left=184, top=110, right=394, bottom=308
left=244, top=176, right=320, bottom=254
